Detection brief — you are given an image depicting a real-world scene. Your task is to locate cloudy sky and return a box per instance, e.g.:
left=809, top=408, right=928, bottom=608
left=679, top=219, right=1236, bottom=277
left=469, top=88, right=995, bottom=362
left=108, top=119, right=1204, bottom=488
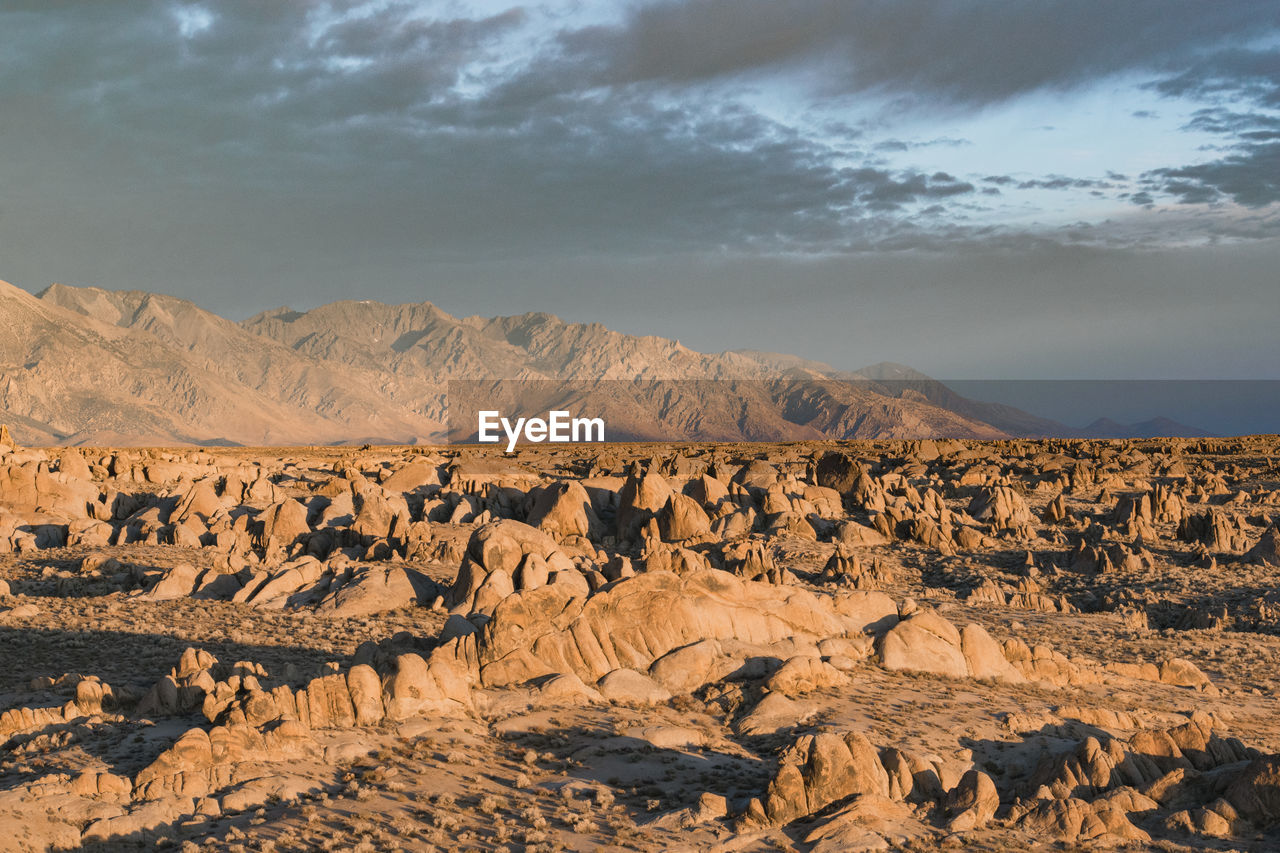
left=2, top=0, right=1278, bottom=379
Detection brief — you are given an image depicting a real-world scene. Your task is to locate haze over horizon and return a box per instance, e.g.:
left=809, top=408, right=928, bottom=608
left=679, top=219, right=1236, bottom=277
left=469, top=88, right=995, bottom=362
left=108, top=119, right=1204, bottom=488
left=2, top=1, right=1278, bottom=379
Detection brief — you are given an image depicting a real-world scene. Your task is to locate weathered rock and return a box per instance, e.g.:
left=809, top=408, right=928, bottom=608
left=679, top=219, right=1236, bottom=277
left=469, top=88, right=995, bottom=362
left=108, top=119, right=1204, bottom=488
left=345, top=664, right=385, bottom=725
left=1178, top=508, right=1248, bottom=553
left=834, top=520, right=889, bottom=547
left=476, top=569, right=851, bottom=688
left=526, top=480, right=603, bottom=541
left=657, top=493, right=712, bottom=541
left=749, top=731, right=892, bottom=826
left=616, top=466, right=673, bottom=539
left=732, top=459, right=779, bottom=491
left=877, top=612, right=968, bottom=678
left=445, top=519, right=567, bottom=612
left=380, top=461, right=442, bottom=493
left=814, top=451, right=865, bottom=496
left=649, top=639, right=736, bottom=694
left=960, top=623, right=1025, bottom=683
left=141, top=564, right=201, bottom=601
left=833, top=590, right=899, bottom=633
left=967, top=485, right=1034, bottom=530
left=765, top=655, right=848, bottom=696
left=256, top=498, right=311, bottom=551
left=315, top=566, right=433, bottom=617
left=597, top=668, right=672, bottom=705
left=350, top=489, right=407, bottom=541
left=1224, top=755, right=1280, bottom=826
left=382, top=653, right=473, bottom=719
left=685, top=473, right=730, bottom=509
left=1159, top=658, right=1217, bottom=694
left=944, top=769, right=998, bottom=831
left=1244, top=524, right=1280, bottom=567
left=1010, top=797, right=1151, bottom=845
left=172, top=480, right=224, bottom=525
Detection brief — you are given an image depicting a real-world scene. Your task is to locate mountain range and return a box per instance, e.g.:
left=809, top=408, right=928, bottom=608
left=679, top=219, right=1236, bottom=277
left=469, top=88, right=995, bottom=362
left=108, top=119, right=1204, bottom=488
left=0, top=280, right=1212, bottom=446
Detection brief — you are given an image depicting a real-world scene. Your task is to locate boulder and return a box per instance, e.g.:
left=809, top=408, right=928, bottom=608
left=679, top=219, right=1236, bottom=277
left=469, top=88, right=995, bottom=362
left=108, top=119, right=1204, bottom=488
left=1225, top=755, right=1280, bottom=826
left=685, top=474, right=729, bottom=510
left=380, top=461, right=442, bottom=493
left=315, top=566, right=433, bottom=617
left=960, top=623, right=1025, bottom=683
left=525, top=480, right=603, bottom=540
left=750, top=731, right=892, bottom=826
left=834, top=520, right=888, bottom=547
left=1244, top=525, right=1280, bottom=567
left=476, top=569, right=852, bottom=688
left=382, top=653, right=473, bottom=719
left=967, top=486, right=1034, bottom=530
left=597, top=668, right=672, bottom=705
left=256, top=498, right=311, bottom=551
left=657, top=493, right=712, bottom=541
left=944, top=770, right=999, bottom=831
left=765, top=655, right=848, bottom=696
left=142, top=564, right=201, bottom=601
left=446, top=519, right=566, bottom=612
left=171, top=481, right=224, bottom=525
left=1010, top=797, right=1151, bottom=845
left=877, top=612, right=968, bottom=678
left=815, top=452, right=864, bottom=496
left=732, top=460, right=779, bottom=491
left=616, top=467, right=673, bottom=539
left=649, top=639, right=734, bottom=695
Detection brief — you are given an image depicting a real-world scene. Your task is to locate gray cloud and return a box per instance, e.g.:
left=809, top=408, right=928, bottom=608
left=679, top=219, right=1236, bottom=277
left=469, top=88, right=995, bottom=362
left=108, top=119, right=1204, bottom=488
left=874, top=137, right=970, bottom=152
left=554, top=0, right=1277, bottom=106
left=1151, top=47, right=1280, bottom=108
left=1143, top=142, right=1280, bottom=207
left=2, top=0, right=1276, bottom=264
left=1130, top=44, right=1280, bottom=207
left=1015, top=176, right=1115, bottom=191
left=0, top=1, right=1276, bottom=382
left=0, top=0, right=1002, bottom=265
left=1137, top=100, right=1280, bottom=207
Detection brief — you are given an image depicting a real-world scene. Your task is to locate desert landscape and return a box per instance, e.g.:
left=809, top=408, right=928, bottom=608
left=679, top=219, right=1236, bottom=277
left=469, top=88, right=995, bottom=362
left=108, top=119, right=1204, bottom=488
left=2, top=426, right=1279, bottom=850
left=4, top=2, right=1279, bottom=851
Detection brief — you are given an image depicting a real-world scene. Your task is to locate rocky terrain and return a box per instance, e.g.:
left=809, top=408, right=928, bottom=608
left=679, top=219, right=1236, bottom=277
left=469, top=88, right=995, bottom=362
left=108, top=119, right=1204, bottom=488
left=3, top=281, right=1210, bottom=447
left=2, top=426, right=1279, bottom=850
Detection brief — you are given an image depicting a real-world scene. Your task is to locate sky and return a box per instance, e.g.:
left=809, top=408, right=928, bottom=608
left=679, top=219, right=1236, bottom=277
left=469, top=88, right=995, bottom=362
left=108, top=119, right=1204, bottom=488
left=2, top=0, right=1278, bottom=380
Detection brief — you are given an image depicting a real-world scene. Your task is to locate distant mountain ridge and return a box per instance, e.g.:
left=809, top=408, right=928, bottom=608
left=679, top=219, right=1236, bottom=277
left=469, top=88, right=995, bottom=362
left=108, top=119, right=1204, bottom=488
left=1082, top=416, right=1215, bottom=440
left=0, top=280, right=1210, bottom=446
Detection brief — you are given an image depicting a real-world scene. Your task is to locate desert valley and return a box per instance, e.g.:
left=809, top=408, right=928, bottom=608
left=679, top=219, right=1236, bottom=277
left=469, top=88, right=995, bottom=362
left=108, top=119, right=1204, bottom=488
left=4, top=2, right=1279, bottom=850
left=1, top=427, right=1279, bottom=850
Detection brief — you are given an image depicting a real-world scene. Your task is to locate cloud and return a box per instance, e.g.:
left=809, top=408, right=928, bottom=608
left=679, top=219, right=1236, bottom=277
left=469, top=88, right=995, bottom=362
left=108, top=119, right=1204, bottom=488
left=0, top=0, right=1004, bottom=259
left=1014, top=176, right=1114, bottom=191
left=874, top=137, right=970, bottom=152
left=1143, top=142, right=1280, bottom=207
left=0, top=0, right=1277, bottom=280
left=1151, top=47, right=1280, bottom=108
left=553, top=0, right=1277, bottom=107
left=0, top=0, right=1277, bottom=389
left=1135, top=45, right=1280, bottom=208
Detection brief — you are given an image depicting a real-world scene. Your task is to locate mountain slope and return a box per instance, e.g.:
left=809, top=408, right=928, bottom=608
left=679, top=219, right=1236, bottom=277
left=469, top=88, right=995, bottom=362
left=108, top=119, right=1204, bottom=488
left=41, top=284, right=436, bottom=442
left=242, top=299, right=1010, bottom=440
left=1, top=281, right=360, bottom=445
left=242, top=301, right=784, bottom=382
left=0, top=281, right=1207, bottom=446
